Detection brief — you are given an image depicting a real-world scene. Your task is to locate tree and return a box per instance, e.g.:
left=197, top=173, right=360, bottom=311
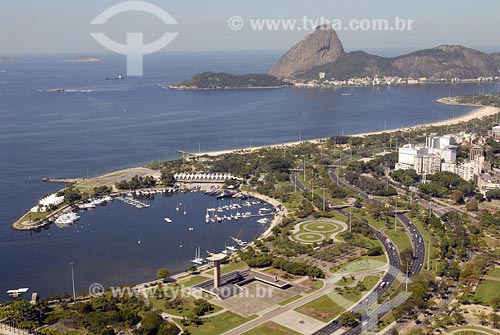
left=452, top=311, right=465, bottom=325
left=354, top=198, right=363, bottom=208
left=138, top=312, right=163, bottom=335
left=0, top=299, right=43, bottom=329
left=450, top=190, right=464, bottom=205
left=479, top=311, right=488, bottom=325
left=101, top=328, right=116, bottom=335
left=161, top=171, right=175, bottom=187
left=367, top=246, right=383, bottom=256
left=157, top=268, right=171, bottom=282
left=400, top=248, right=414, bottom=274
left=486, top=189, right=500, bottom=201
left=339, top=311, right=362, bottom=327
left=489, top=313, right=500, bottom=329
left=466, top=199, right=479, bottom=212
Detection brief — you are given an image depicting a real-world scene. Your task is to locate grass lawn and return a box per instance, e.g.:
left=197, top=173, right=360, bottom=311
left=221, top=260, right=246, bottom=274
left=474, top=279, right=500, bottom=305
left=278, top=294, right=303, bottom=306
left=282, top=191, right=306, bottom=213
left=332, top=255, right=387, bottom=274
left=297, top=174, right=348, bottom=208
left=291, top=219, right=345, bottom=244
left=335, top=276, right=355, bottom=286
left=295, top=295, right=345, bottom=322
left=340, top=232, right=381, bottom=249
left=385, top=228, right=412, bottom=252
left=242, top=321, right=301, bottom=335
left=357, top=211, right=388, bottom=230
left=487, top=267, right=500, bottom=278
left=149, top=294, right=222, bottom=317
left=305, top=279, right=325, bottom=293
left=378, top=312, right=396, bottom=331
left=338, top=275, right=379, bottom=303
left=183, top=312, right=257, bottom=335
left=177, top=275, right=211, bottom=287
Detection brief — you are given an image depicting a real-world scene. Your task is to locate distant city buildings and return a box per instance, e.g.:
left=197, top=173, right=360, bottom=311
left=292, top=75, right=500, bottom=88
left=395, top=135, right=457, bottom=176
left=394, top=126, right=500, bottom=196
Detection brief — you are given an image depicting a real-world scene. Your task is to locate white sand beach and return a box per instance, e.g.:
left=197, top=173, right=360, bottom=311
left=194, top=104, right=500, bottom=157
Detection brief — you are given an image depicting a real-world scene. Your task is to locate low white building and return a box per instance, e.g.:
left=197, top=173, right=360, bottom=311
left=174, top=172, right=239, bottom=183
left=31, top=193, right=64, bottom=212
left=477, top=173, right=500, bottom=196
left=492, top=125, right=500, bottom=139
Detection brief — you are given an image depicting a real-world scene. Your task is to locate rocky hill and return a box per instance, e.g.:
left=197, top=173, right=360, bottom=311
left=271, top=26, right=500, bottom=81
left=392, top=45, right=499, bottom=80
left=268, top=25, right=344, bottom=79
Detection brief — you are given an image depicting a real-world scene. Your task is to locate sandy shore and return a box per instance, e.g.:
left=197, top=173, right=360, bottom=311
left=194, top=103, right=500, bottom=157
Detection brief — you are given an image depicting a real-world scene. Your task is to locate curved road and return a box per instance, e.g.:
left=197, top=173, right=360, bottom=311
left=328, top=167, right=425, bottom=276
left=293, top=162, right=425, bottom=334
left=293, top=174, right=400, bottom=334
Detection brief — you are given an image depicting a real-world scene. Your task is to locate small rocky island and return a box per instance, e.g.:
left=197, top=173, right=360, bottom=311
left=64, top=56, right=101, bottom=62
left=0, top=57, right=18, bottom=62
left=169, top=72, right=291, bottom=90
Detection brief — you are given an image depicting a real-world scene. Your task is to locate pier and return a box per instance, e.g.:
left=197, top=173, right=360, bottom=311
left=115, top=196, right=150, bottom=209
left=41, top=177, right=83, bottom=184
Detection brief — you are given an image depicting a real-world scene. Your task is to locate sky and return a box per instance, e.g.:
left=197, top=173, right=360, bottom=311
left=1, top=0, right=499, bottom=56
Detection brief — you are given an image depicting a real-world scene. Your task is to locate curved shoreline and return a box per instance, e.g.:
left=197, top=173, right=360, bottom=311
left=193, top=102, right=500, bottom=157
left=12, top=98, right=500, bottom=231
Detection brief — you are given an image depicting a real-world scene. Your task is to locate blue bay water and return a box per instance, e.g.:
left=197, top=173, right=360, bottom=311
left=0, top=51, right=498, bottom=299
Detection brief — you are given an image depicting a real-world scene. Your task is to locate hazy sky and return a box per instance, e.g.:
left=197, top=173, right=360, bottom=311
left=1, top=0, right=499, bottom=55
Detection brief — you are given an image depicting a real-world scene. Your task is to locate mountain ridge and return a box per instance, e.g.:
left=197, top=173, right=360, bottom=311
left=270, top=27, right=500, bottom=81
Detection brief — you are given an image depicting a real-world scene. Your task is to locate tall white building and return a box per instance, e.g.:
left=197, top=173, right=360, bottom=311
left=415, top=153, right=441, bottom=175
left=456, top=160, right=482, bottom=182
left=395, top=144, right=422, bottom=170
left=395, top=136, right=457, bottom=175
left=441, top=145, right=457, bottom=163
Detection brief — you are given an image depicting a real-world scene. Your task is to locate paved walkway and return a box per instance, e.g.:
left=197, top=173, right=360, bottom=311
left=445, top=325, right=500, bottom=335
left=246, top=191, right=287, bottom=240
left=484, top=275, right=500, bottom=282
left=272, top=310, right=326, bottom=334
left=221, top=277, right=333, bottom=335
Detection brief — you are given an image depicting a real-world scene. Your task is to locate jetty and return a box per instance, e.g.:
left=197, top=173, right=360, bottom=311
left=41, top=177, right=83, bottom=184
left=115, top=196, right=150, bottom=209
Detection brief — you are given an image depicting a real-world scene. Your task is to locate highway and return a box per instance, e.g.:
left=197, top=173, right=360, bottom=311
left=293, top=174, right=401, bottom=334
left=292, top=161, right=426, bottom=334
left=328, top=167, right=425, bottom=276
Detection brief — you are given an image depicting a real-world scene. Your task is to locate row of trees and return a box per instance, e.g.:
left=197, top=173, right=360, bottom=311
left=116, top=175, right=157, bottom=190
left=238, top=247, right=324, bottom=279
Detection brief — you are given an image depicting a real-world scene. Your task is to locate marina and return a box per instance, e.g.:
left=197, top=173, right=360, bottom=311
left=0, top=191, right=270, bottom=300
